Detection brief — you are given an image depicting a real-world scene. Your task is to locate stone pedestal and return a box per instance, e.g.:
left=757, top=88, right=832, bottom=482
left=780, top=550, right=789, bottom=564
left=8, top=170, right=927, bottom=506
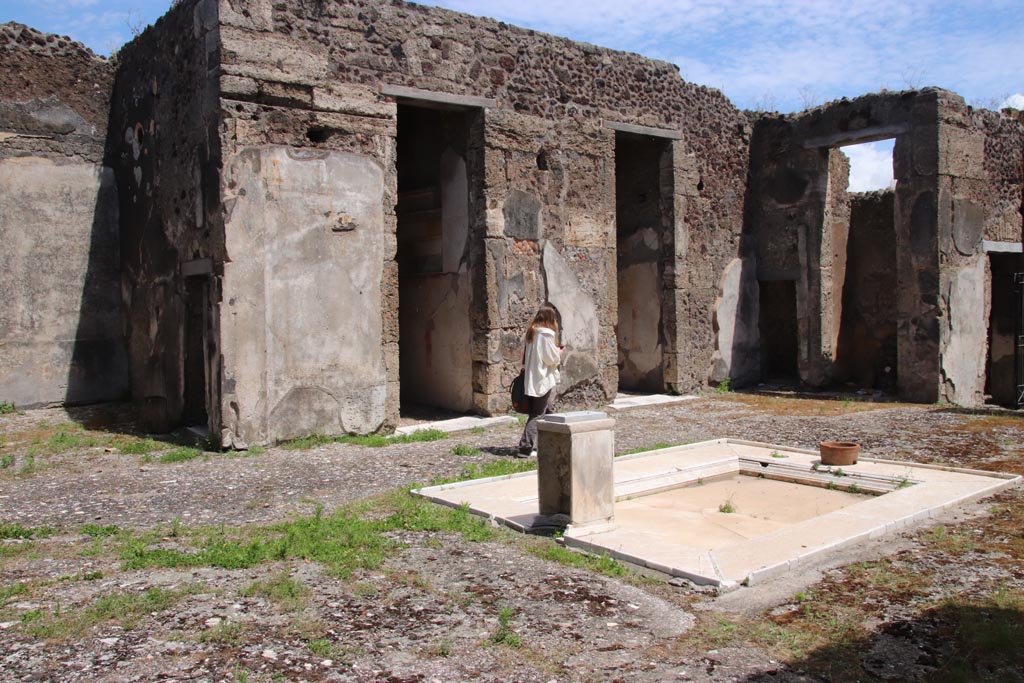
left=536, top=411, right=616, bottom=528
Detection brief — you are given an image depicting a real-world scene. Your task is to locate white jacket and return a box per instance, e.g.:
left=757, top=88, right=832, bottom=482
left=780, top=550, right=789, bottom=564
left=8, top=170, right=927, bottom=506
left=524, top=327, right=561, bottom=397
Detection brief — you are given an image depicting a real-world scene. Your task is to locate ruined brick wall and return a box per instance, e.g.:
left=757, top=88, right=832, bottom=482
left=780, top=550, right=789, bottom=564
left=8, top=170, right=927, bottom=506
left=976, top=108, right=1024, bottom=243
left=216, top=0, right=750, bottom=430
left=0, top=24, right=126, bottom=407
left=107, top=0, right=224, bottom=432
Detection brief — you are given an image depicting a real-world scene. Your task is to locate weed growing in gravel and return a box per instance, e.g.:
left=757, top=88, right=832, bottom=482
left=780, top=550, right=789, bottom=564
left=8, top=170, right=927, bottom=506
left=159, top=447, right=202, bottom=463
left=714, top=377, right=732, bottom=394
left=490, top=605, right=522, bottom=648
left=118, top=494, right=496, bottom=578
left=243, top=571, right=309, bottom=611
left=198, top=620, right=247, bottom=645
left=922, top=525, right=978, bottom=555
left=430, top=637, right=454, bottom=657
left=450, top=444, right=481, bottom=456
left=280, top=428, right=446, bottom=450
left=19, top=455, right=36, bottom=476
left=20, top=586, right=191, bottom=641
left=0, top=523, right=55, bottom=540
left=451, top=460, right=536, bottom=483
left=770, top=451, right=788, bottom=458
left=81, top=524, right=120, bottom=538
left=307, top=638, right=336, bottom=658
left=0, top=401, right=14, bottom=414
left=525, top=543, right=626, bottom=578
left=0, top=454, right=12, bottom=469
left=0, top=582, right=29, bottom=604
left=718, top=499, right=736, bottom=514
left=116, top=438, right=163, bottom=455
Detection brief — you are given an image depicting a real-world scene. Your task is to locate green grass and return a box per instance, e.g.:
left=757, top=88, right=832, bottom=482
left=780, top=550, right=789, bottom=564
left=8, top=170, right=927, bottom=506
left=719, top=500, right=736, bottom=513
left=0, top=401, right=14, bottom=415
left=0, top=523, right=56, bottom=540
left=117, top=493, right=497, bottom=578
left=117, top=438, right=163, bottom=455
left=81, top=524, right=120, bottom=538
left=450, top=444, right=481, bottom=456
left=450, top=460, right=537, bottom=483
left=21, top=586, right=188, bottom=641
left=242, top=571, right=308, bottom=611
left=280, top=428, right=446, bottom=450
left=0, top=454, right=13, bottom=469
left=714, top=377, right=732, bottom=394
left=307, top=638, right=336, bottom=658
left=490, top=605, right=522, bottom=648
left=158, top=447, right=202, bottom=463
left=526, top=543, right=627, bottom=578
left=0, top=582, right=29, bottom=604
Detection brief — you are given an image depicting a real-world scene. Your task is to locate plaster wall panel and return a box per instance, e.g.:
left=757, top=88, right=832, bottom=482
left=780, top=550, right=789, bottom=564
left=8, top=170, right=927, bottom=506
left=221, top=146, right=387, bottom=446
left=0, top=158, right=126, bottom=407
left=710, top=257, right=759, bottom=385
left=940, top=255, right=989, bottom=406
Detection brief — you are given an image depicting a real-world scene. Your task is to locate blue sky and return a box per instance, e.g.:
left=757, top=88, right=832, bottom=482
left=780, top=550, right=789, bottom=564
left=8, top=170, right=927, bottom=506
left=4, top=0, right=1021, bottom=189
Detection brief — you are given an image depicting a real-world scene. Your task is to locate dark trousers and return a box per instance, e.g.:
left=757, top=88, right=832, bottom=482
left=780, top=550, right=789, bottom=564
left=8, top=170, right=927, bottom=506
left=518, top=390, right=553, bottom=453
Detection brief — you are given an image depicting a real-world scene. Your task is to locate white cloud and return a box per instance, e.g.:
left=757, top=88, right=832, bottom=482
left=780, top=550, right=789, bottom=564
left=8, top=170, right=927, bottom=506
left=1002, top=94, right=1024, bottom=110
left=842, top=140, right=895, bottom=193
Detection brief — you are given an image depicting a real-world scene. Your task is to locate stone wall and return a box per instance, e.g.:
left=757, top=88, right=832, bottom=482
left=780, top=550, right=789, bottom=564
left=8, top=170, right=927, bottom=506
left=745, top=89, right=1024, bottom=406
left=0, top=24, right=126, bottom=408
left=977, top=109, right=1024, bottom=244
left=106, top=0, right=224, bottom=433
left=212, top=0, right=751, bottom=440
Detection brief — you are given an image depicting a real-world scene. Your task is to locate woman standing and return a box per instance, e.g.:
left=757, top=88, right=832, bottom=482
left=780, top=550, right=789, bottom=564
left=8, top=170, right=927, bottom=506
left=517, top=302, right=565, bottom=457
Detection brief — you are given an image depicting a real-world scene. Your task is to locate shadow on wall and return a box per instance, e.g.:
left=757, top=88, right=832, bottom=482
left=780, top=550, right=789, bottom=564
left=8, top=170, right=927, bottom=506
left=65, top=166, right=129, bottom=410
left=738, top=602, right=1024, bottom=682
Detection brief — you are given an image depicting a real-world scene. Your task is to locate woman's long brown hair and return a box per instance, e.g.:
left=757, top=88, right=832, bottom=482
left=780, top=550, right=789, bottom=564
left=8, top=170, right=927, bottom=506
left=526, top=302, right=560, bottom=343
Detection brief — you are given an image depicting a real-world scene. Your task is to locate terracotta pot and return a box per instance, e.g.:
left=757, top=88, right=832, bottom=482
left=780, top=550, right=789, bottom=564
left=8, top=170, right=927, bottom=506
left=819, top=441, right=860, bottom=466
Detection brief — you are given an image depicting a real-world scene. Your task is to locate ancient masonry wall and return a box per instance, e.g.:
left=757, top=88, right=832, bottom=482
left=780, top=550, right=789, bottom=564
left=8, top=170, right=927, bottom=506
left=0, top=24, right=126, bottom=408
left=977, top=109, right=1024, bottom=243
left=106, top=2, right=224, bottom=433
left=207, top=0, right=750, bottom=442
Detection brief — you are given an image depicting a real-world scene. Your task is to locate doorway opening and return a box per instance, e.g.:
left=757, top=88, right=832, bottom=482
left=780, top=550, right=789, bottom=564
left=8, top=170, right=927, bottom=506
left=615, top=132, right=669, bottom=392
left=758, top=280, right=798, bottom=383
left=831, top=138, right=898, bottom=392
left=182, top=275, right=208, bottom=427
left=986, top=252, right=1024, bottom=407
left=396, top=104, right=476, bottom=416
left=833, top=191, right=898, bottom=391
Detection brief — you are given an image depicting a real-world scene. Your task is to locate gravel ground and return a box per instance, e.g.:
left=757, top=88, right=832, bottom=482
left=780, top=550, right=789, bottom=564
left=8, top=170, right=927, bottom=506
left=1, top=393, right=1022, bottom=683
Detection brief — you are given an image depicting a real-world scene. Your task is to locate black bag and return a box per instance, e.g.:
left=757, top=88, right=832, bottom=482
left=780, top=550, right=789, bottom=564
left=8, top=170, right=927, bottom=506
left=510, top=370, right=528, bottom=413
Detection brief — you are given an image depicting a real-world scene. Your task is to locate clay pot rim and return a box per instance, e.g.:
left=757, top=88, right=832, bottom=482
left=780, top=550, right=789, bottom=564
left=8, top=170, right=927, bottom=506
left=819, top=440, right=860, bottom=448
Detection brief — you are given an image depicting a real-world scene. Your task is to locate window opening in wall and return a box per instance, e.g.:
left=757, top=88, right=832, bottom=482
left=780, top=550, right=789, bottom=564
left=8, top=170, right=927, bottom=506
left=182, top=276, right=208, bottom=428
left=758, top=280, right=799, bottom=383
left=396, top=104, right=476, bottom=417
left=985, top=254, right=1024, bottom=407
left=832, top=138, right=898, bottom=393
left=842, top=139, right=895, bottom=192
left=614, top=132, right=669, bottom=392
